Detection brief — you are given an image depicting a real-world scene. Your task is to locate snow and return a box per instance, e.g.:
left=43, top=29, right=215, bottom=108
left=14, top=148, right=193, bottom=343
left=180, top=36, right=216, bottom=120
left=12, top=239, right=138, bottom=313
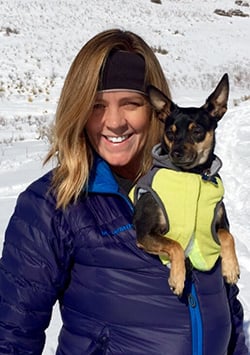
left=0, top=0, right=249, bottom=353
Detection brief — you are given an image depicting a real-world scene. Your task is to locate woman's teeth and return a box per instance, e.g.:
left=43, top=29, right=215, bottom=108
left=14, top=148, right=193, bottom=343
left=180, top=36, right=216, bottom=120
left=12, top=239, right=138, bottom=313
left=106, top=135, right=128, bottom=143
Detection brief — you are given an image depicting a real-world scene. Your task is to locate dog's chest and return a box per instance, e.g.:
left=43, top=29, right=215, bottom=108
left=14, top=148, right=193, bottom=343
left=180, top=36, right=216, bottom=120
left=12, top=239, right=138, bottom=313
left=150, top=168, right=224, bottom=269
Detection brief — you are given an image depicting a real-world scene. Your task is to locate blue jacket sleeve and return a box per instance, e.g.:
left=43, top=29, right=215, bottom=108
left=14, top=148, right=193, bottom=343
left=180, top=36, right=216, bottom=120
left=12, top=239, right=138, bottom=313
left=226, top=283, right=249, bottom=355
left=0, top=184, right=72, bottom=353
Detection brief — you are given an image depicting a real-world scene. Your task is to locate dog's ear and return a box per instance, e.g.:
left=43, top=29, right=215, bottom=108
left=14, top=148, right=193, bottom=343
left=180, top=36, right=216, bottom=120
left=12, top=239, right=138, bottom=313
left=147, top=85, right=174, bottom=122
left=202, top=73, right=229, bottom=121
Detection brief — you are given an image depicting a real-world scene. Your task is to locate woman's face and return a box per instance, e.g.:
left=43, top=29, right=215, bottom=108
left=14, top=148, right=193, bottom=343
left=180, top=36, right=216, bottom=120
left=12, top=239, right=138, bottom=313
left=86, top=91, right=151, bottom=179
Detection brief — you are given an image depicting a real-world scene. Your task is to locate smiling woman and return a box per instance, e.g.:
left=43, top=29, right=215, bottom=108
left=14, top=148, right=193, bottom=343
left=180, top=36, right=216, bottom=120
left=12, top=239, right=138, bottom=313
left=44, top=35, right=169, bottom=209
left=0, top=28, right=248, bottom=355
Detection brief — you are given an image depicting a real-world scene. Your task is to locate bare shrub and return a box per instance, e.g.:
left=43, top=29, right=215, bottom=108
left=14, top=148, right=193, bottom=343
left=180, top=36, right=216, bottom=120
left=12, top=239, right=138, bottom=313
left=151, top=45, right=168, bottom=55
left=150, top=0, right=162, bottom=4
left=235, top=0, right=249, bottom=7
left=214, top=8, right=249, bottom=17
left=0, top=26, right=20, bottom=36
left=233, top=95, right=250, bottom=106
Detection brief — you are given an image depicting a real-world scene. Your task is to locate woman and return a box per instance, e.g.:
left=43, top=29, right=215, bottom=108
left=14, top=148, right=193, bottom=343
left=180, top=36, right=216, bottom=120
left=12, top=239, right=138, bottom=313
left=0, top=29, right=248, bottom=354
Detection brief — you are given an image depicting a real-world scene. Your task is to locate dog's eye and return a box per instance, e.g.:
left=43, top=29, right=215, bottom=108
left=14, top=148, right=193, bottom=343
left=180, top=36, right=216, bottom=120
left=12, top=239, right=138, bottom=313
left=166, top=129, right=175, bottom=141
left=191, top=126, right=205, bottom=141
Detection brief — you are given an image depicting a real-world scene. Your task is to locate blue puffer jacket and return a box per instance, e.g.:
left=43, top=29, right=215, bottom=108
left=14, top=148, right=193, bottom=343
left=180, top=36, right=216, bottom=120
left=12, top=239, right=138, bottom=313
left=0, top=156, right=248, bottom=354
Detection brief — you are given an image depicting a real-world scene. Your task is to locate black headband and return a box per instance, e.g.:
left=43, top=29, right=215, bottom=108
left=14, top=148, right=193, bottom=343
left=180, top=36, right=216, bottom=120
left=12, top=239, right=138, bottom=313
left=98, top=50, right=146, bottom=94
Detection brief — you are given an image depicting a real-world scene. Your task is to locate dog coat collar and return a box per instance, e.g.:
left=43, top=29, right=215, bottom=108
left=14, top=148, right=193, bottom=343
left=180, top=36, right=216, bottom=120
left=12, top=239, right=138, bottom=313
left=201, top=157, right=223, bottom=185
left=151, top=143, right=223, bottom=183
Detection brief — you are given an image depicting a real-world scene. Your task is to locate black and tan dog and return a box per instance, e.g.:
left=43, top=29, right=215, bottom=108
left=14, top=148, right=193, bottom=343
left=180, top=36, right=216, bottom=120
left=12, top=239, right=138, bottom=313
left=133, top=74, right=240, bottom=296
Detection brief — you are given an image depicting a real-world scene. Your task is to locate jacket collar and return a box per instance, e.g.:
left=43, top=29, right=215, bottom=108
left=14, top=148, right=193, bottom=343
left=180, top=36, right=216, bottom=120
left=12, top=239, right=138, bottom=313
left=88, top=155, right=120, bottom=194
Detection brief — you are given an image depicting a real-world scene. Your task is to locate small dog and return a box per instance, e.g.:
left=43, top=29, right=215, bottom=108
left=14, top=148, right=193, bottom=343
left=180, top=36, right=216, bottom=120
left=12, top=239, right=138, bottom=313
left=133, top=74, right=240, bottom=296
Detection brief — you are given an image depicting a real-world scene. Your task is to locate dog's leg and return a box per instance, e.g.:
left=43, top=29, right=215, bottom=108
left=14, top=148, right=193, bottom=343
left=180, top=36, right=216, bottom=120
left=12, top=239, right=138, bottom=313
left=134, top=192, right=186, bottom=296
left=217, top=228, right=240, bottom=284
left=137, top=233, right=186, bottom=296
left=138, top=234, right=186, bottom=296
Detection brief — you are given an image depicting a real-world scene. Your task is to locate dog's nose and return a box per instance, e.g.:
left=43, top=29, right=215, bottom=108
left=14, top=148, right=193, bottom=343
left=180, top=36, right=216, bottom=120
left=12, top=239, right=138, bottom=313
left=171, top=149, right=184, bottom=159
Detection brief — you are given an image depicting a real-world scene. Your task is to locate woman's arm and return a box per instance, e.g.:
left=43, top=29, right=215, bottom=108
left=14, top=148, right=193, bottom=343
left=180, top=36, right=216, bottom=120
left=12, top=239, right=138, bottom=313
left=0, top=184, right=72, bottom=353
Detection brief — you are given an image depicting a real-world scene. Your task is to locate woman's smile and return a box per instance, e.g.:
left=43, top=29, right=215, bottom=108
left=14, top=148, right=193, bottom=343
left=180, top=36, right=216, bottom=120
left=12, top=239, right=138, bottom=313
left=104, top=134, right=132, bottom=144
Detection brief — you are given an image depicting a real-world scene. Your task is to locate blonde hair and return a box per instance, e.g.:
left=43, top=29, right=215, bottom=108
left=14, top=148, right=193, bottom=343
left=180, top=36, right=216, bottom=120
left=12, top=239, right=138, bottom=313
left=45, top=29, right=171, bottom=209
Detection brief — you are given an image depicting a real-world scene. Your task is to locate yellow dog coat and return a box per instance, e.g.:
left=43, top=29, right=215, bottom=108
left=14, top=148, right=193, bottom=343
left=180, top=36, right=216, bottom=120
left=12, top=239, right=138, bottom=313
left=131, top=143, right=225, bottom=271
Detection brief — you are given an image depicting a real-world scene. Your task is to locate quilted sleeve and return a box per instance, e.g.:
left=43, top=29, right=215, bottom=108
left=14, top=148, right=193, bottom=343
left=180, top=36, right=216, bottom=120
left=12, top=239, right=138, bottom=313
left=226, top=283, right=249, bottom=355
left=0, top=183, right=72, bottom=353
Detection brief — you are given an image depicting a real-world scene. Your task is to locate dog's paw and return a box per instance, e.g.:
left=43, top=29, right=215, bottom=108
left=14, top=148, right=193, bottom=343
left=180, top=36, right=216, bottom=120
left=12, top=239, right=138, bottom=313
left=223, top=270, right=240, bottom=284
left=222, top=257, right=240, bottom=284
left=168, top=278, right=185, bottom=297
left=167, top=248, right=186, bottom=296
left=168, top=268, right=185, bottom=296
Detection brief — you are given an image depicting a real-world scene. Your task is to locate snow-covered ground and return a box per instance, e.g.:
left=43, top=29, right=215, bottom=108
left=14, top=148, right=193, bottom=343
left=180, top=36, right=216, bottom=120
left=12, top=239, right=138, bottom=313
left=0, top=0, right=250, bottom=353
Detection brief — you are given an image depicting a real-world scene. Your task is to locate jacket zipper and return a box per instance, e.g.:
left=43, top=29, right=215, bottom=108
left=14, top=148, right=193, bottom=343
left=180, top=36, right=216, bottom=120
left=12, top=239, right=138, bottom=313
left=188, top=282, right=203, bottom=355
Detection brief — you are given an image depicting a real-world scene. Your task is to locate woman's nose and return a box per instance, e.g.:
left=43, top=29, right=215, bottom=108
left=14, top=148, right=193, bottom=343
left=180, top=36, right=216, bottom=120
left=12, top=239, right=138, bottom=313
left=105, top=106, right=127, bottom=130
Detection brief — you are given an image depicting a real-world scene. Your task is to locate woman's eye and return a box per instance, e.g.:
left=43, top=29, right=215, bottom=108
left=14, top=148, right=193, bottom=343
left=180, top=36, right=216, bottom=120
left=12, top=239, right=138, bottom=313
left=125, top=101, right=140, bottom=108
left=93, top=103, right=105, bottom=110
left=124, top=100, right=145, bottom=110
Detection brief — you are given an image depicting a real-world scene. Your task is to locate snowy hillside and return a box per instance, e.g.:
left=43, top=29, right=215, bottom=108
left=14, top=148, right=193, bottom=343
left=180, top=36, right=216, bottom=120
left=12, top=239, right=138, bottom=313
left=0, top=0, right=250, bottom=353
